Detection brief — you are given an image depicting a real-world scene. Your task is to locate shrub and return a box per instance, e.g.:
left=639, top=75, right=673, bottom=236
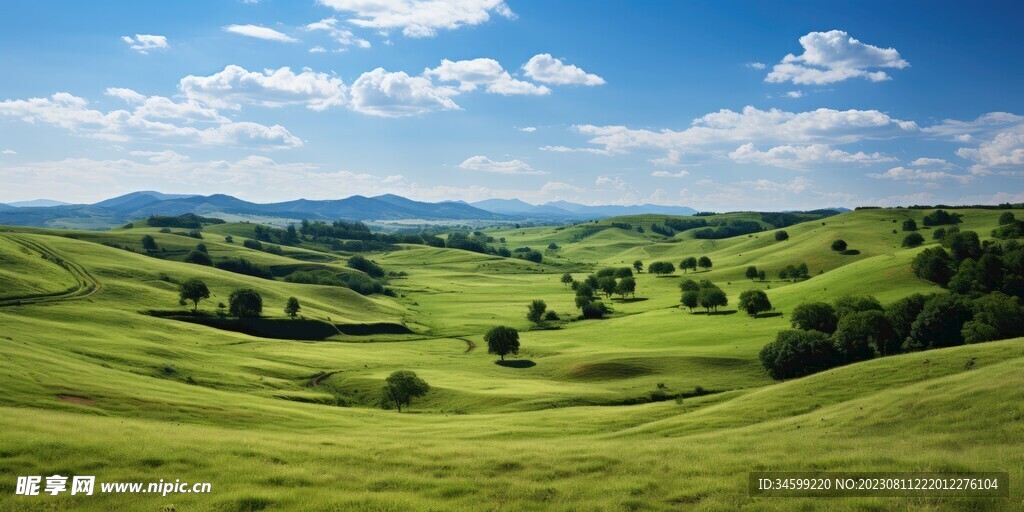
left=775, top=230, right=789, bottom=241
left=215, top=258, right=273, bottom=279
left=141, top=235, right=157, bottom=251
left=738, top=289, right=772, bottom=317
left=831, top=239, right=848, bottom=252
left=902, top=232, right=925, bottom=247
left=243, top=239, right=263, bottom=250
left=347, top=255, right=385, bottom=278
left=183, top=249, right=213, bottom=266
left=759, top=329, right=839, bottom=380
left=228, top=289, right=263, bottom=318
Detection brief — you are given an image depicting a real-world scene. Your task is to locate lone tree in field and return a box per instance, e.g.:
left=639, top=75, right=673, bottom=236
left=831, top=239, right=848, bottom=253
left=738, top=289, right=772, bottom=317
left=680, top=256, right=697, bottom=273
left=485, top=326, right=520, bottom=361
left=560, top=273, right=574, bottom=288
left=380, top=370, right=430, bottom=413
left=902, top=219, right=918, bottom=231
left=698, top=256, right=713, bottom=271
left=998, top=212, right=1016, bottom=225
left=902, top=232, right=925, bottom=248
left=527, top=300, right=547, bottom=325
left=745, top=266, right=759, bottom=280
left=758, top=270, right=767, bottom=282
left=229, top=288, right=263, bottom=318
left=649, top=261, right=676, bottom=276
left=775, top=230, right=789, bottom=241
left=141, top=235, right=158, bottom=251
left=681, top=290, right=699, bottom=312
left=284, top=297, right=301, bottom=319
left=178, top=278, right=210, bottom=312
left=633, top=260, right=644, bottom=273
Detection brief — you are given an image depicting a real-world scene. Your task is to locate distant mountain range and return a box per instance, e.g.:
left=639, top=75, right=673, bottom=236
left=0, top=190, right=706, bottom=229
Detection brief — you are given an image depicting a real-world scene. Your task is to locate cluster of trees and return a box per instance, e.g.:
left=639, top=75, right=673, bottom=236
left=183, top=243, right=213, bottom=266
left=526, top=300, right=559, bottom=326
left=778, top=262, right=810, bottom=281
left=178, top=279, right=289, bottom=320
left=679, top=279, right=727, bottom=313
left=565, top=272, right=618, bottom=319
left=745, top=266, right=767, bottom=281
left=216, top=258, right=274, bottom=279
left=760, top=292, right=1024, bottom=380
left=648, top=256, right=713, bottom=276
left=285, top=270, right=390, bottom=296
left=693, top=220, right=763, bottom=239
left=146, top=214, right=224, bottom=229
left=912, top=228, right=1024, bottom=298
left=922, top=209, right=963, bottom=227
left=993, top=212, right=1024, bottom=239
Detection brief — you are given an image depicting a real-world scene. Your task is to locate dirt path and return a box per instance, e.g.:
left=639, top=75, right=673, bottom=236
left=0, top=234, right=102, bottom=307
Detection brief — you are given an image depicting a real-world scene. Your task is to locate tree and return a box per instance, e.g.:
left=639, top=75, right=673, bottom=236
left=947, top=231, right=981, bottom=263
left=679, top=278, right=700, bottom=292
left=697, top=256, right=713, bottom=271
left=633, top=260, right=644, bottom=273
left=228, top=289, right=263, bottom=318
left=616, top=276, right=636, bottom=298
left=790, top=302, right=839, bottom=334
left=902, top=232, right=925, bottom=247
left=911, top=247, right=954, bottom=285
left=759, top=329, right=839, bottom=380
left=966, top=292, right=1024, bottom=342
left=833, top=296, right=883, bottom=319
left=141, top=235, right=158, bottom=251
left=738, top=289, right=772, bottom=317
left=680, top=257, right=697, bottom=273
left=758, top=270, right=767, bottom=282
left=884, top=293, right=929, bottom=341
left=649, top=261, right=676, bottom=275
left=547, top=242, right=559, bottom=250
left=527, top=300, right=547, bottom=325
left=680, top=290, right=699, bottom=312
left=697, top=287, right=727, bottom=313
left=905, top=294, right=973, bottom=350
left=178, top=279, right=210, bottom=312
left=380, top=370, right=430, bottom=412
left=347, top=255, right=385, bottom=278
left=614, top=267, right=633, bottom=278
left=284, top=297, right=301, bottom=319
left=834, top=310, right=899, bottom=360
left=195, top=243, right=208, bottom=253
left=831, top=239, right=848, bottom=253
left=224, top=235, right=234, bottom=243
left=560, top=273, right=574, bottom=288
left=998, top=212, right=1016, bottom=225
left=598, top=276, right=618, bottom=298
left=902, top=219, right=918, bottom=231
left=775, top=230, right=789, bottom=241
left=184, top=249, right=212, bottom=266
left=581, top=301, right=609, bottom=319
left=745, top=266, right=759, bottom=280
left=485, top=326, right=520, bottom=361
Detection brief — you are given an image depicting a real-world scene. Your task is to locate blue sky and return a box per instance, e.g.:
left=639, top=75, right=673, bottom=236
left=1, top=0, right=1022, bottom=209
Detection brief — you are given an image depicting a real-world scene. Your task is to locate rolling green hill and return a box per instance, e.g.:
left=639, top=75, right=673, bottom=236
left=0, top=207, right=1021, bottom=511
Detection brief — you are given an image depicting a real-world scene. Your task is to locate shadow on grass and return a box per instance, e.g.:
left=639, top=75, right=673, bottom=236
left=145, top=311, right=412, bottom=340
left=690, top=310, right=738, bottom=316
left=754, top=311, right=784, bottom=318
left=842, top=249, right=861, bottom=255
left=612, top=297, right=649, bottom=303
left=496, top=359, right=536, bottom=368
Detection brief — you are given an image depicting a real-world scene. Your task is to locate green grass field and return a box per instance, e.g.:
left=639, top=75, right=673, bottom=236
left=0, top=208, right=1021, bottom=511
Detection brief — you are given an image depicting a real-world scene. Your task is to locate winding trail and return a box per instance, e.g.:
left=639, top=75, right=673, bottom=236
left=0, top=234, right=101, bottom=307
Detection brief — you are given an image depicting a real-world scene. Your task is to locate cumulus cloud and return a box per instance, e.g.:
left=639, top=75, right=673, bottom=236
left=349, top=68, right=460, bottom=117
left=573, top=106, right=917, bottom=157
left=180, top=65, right=348, bottom=111
left=425, top=58, right=550, bottom=95
left=223, top=24, right=299, bottom=42
left=121, top=34, right=169, bottom=54
left=765, top=30, right=908, bottom=85
left=1, top=149, right=16, bottom=155
left=457, top=155, right=545, bottom=174
left=522, top=54, right=605, bottom=86
left=0, top=92, right=302, bottom=149
left=539, top=145, right=611, bottom=155
left=304, top=17, right=371, bottom=49
left=957, top=129, right=1024, bottom=168
left=729, top=143, right=894, bottom=169
left=867, top=166, right=974, bottom=184
left=785, top=91, right=804, bottom=98
left=317, top=0, right=515, bottom=38
left=519, top=126, right=536, bottom=132
left=922, top=112, right=1024, bottom=139
left=746, top=62, right=766, bottom=70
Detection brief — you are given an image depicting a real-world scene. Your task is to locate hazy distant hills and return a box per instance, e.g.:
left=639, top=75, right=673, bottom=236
left=0, top=190, right=706, bottom=228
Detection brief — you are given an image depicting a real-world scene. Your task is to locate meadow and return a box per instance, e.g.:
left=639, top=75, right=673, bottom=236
left=0, top=208, right=1021, bottom=511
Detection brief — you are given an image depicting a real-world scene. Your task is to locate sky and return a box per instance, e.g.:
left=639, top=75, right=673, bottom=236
left=1, top=0, right=1023, bottom=210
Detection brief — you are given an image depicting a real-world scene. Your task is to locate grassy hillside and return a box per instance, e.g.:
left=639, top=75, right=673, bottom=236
left=0, top=207, right=1020, bottom=511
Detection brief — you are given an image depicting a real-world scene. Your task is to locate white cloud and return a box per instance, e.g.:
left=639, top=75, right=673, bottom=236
left=180, top=65, right=348, bottom=111
left=522, top=54, right=605, bottom=86
left=425, top=58, right=549, bottom=95
left=867, top=166, right=974, bottom=184
left=909, top=157, right=953, bottom=168
left=922, top=112, right=1024, bottom=138
left=746, top=62, right=766, bottom=70
left=223, top=24, right=299, bottom=43
left=317, top=0, right=514, bottom=38
left=349, top=68, right=460, bottom=117
left=309, top=46, right=327, bottom=53
left=957, top=129, right=1024, bottom=168
left=729, top=143, right=894, bottom=169
left=651, top=170, right=689, bottom=178
left=121, top=34, right=169, bottom=54
left=574, top=106, right=916, bottom=156
left=765, top=30, right=908, bottom=85
left=785, top=90, right=804, bottom=98
left=519, top=126, right=536, bottom=132
left=739, top=176, right=812, bottom=194
left=304, top=18, right=371, bottom=48
left=457, top=155, right=545, bottom=175
left=1, top=149, right=16, bottom=155
left=539, top=145, right=611, bottom=156
left=595, top=175, right=630, bottom=190
left=0, top=92, right=302, bottom=149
